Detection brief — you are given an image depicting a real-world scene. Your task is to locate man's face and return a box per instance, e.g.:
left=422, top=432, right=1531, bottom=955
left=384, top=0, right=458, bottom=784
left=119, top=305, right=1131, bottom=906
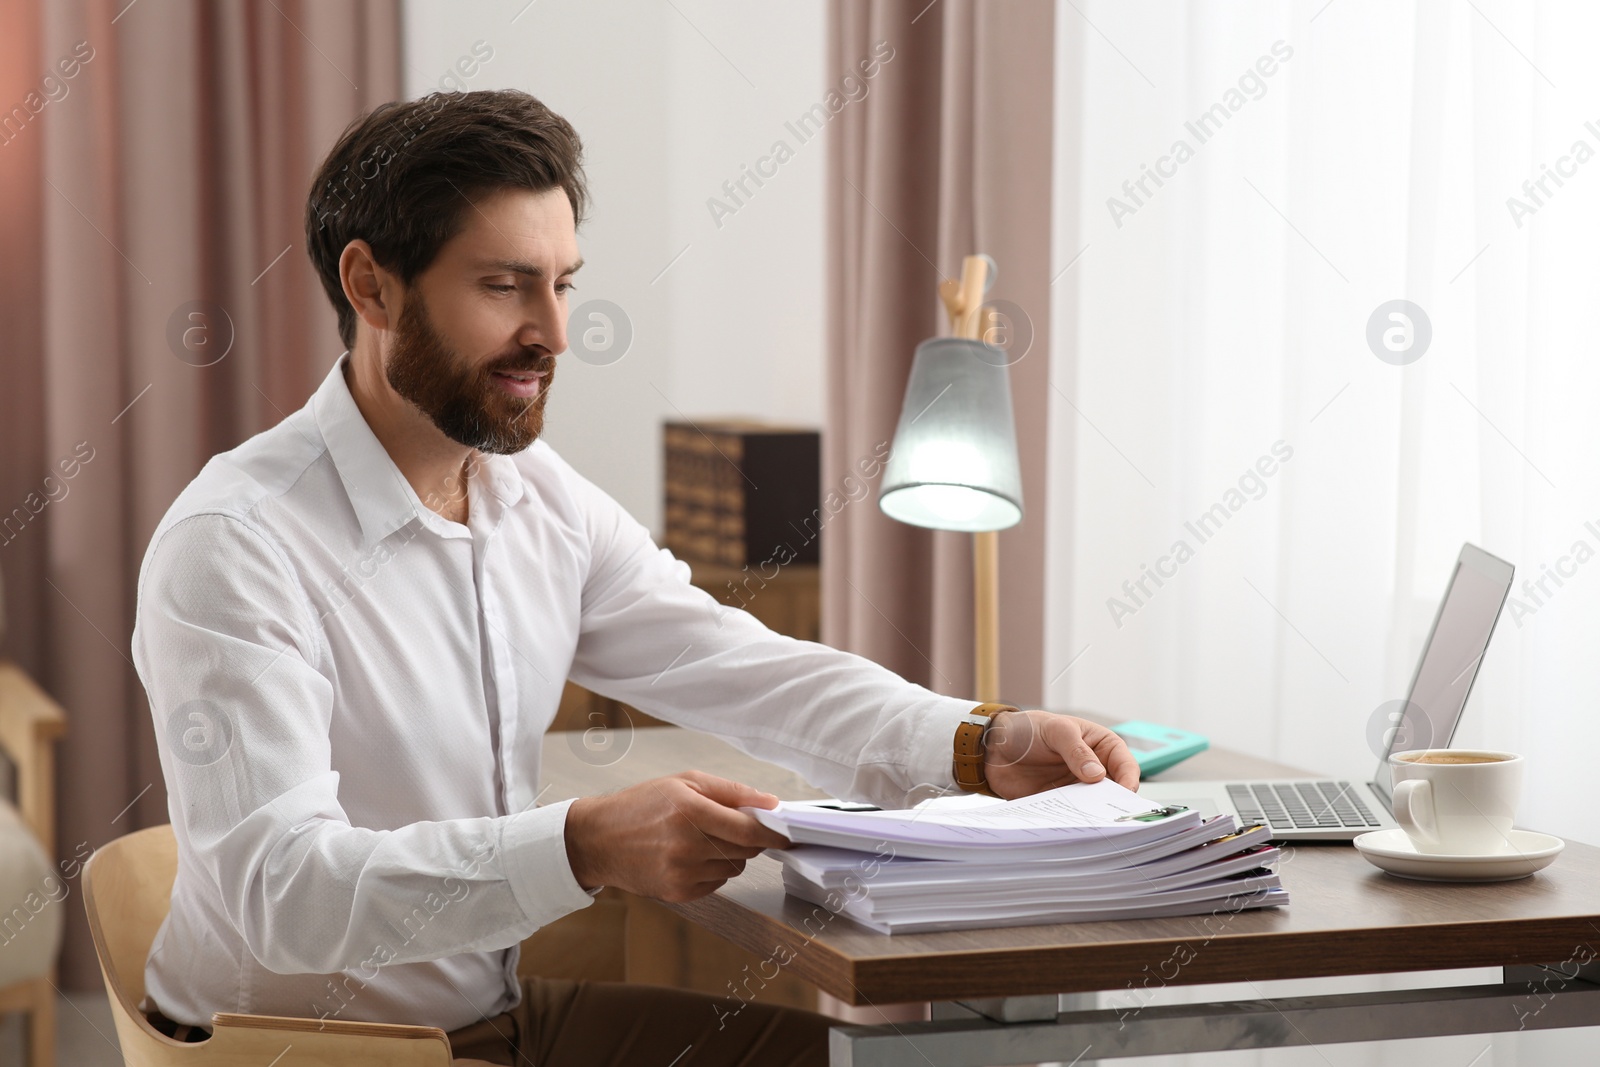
left=384, top=186, right=581, bottom=455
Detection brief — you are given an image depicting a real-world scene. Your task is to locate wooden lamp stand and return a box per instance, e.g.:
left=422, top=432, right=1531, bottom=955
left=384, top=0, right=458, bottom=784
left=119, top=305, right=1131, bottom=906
left=938, top=255, right=1003, bottom=704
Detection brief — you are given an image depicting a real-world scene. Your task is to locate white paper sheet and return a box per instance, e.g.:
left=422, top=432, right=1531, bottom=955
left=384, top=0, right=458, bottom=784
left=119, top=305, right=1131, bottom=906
left=746, top=778, right=1202, bottom=860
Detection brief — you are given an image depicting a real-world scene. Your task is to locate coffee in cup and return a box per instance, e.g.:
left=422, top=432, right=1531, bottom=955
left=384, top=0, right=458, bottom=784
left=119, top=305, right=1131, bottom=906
left=1388, top=749, right=1522, bottom=856
left=1396, top=752, right=1507, bottom=766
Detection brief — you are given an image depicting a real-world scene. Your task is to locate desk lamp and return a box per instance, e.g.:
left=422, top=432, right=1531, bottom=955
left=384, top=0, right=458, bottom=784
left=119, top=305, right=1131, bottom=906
left=877, top=254, right=1022, bottom=703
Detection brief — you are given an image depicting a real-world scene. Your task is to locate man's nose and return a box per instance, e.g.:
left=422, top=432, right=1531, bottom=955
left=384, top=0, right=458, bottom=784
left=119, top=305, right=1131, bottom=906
left=519, top=293, right=567, bottom=355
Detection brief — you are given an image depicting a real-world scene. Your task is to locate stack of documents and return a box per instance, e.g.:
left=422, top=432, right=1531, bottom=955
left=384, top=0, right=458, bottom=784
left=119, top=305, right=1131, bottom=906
left=747, top=779, right=1287, bottom=934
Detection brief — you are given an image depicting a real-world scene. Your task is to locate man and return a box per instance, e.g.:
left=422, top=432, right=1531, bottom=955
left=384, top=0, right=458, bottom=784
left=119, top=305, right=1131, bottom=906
left=131, top=89, right=1138, bottom=1067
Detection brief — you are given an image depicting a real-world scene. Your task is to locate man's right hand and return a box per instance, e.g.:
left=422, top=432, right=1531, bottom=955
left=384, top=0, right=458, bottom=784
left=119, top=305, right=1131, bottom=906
left=563, top=771, right=792, bottom=903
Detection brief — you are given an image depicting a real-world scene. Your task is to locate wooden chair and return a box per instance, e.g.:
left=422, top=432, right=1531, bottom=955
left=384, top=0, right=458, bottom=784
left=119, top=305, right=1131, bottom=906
left=0, top=663, right=68, bottom=1067
left=81, top=824, right=458, bottom=1066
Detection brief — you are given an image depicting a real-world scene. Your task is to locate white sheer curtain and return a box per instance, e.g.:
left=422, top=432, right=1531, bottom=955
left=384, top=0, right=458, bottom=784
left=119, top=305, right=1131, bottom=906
left=1045, top=2, right=1600, bottom=1063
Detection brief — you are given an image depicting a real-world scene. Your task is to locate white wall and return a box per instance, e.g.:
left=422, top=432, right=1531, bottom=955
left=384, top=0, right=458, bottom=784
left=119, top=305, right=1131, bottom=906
left=400, top=0, right=827, bottom=534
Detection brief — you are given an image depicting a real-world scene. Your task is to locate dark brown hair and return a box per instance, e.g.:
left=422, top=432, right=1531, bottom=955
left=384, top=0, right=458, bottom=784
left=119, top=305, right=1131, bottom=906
left=304, top=89, right=587, bottom=350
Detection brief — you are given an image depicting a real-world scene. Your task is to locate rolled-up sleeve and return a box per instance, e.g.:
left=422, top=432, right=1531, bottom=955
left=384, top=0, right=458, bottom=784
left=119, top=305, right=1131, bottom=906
left=133, top=513, right=593, bottom=977
left=561, top=471, right=976, bottom=809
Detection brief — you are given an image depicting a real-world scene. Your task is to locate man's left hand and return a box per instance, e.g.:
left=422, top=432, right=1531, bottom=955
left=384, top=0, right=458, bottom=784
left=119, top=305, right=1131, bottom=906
left=980, top=710, right=1141, bottom=798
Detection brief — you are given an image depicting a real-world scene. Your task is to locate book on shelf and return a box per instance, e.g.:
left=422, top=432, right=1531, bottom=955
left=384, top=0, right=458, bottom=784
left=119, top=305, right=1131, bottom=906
left=745, top=779, right=1288, bottom=934
left=663, top=420, right=820, bottom=568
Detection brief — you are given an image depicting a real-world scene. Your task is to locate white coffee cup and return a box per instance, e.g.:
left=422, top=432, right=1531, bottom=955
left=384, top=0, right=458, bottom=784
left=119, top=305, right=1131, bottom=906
left=1388, top=749, right=1523, bottom=856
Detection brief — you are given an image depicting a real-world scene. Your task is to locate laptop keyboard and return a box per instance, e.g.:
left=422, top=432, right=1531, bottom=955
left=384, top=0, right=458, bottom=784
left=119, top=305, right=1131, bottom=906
left=1227, top=781, right=1382, bottom=831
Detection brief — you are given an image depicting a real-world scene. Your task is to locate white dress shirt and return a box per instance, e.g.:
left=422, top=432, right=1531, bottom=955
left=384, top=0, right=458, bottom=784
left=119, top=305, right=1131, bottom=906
left=131, top=352, right=976, bottom=1032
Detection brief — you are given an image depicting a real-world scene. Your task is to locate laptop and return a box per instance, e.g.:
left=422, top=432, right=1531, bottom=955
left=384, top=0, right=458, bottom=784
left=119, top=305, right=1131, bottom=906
left=1138, top=543, right=1515, bottom=841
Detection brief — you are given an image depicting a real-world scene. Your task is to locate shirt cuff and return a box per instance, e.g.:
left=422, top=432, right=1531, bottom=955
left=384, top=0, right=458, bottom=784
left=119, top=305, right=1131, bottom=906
left=500, top=797, right=600, bottom=929
left=907, top=697, right=987, bottom=796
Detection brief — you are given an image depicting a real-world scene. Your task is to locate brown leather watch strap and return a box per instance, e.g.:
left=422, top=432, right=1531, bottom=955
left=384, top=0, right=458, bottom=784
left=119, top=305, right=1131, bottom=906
left=952, top=702, right=1018, bottom=798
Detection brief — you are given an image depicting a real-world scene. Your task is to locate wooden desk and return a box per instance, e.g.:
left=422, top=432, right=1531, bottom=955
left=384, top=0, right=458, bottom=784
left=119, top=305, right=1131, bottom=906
left=542, top=726, right=1600, bottom=1065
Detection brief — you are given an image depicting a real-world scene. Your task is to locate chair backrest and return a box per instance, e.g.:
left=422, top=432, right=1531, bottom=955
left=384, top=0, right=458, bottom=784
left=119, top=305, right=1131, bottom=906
left=80, top=823, right=457, bottom=1067
left=81, top=824, right=179, bottom=1031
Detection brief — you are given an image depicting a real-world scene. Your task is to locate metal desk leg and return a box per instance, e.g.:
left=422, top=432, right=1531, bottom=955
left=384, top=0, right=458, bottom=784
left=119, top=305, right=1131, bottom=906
left=937, top=995, right=1059, bottom=1023
left=1055, top=994, right=1099, bottom=1066
left=828, top=968, right=1600, bottom=1066
left=928, top=996, right=1100, bottom=1067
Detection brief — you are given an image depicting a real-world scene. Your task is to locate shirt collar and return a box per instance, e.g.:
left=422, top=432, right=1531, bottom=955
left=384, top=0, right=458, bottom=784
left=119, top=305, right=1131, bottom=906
left=312, top=353, right=527, bottom=547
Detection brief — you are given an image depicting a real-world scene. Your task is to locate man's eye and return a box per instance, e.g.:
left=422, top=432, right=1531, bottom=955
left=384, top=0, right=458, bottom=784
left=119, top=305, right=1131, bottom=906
left=556, top=283, right=576, bottom=295
left=485, top=283, right=517, bottom=294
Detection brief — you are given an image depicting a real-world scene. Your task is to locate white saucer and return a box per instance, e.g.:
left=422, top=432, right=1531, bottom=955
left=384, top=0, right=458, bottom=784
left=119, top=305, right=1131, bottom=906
left=1353, top=828, right=1564, bottom=882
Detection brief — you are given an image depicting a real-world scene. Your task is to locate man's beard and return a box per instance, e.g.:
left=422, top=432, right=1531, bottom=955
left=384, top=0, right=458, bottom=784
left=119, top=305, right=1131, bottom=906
left=385, top=292, right=556, bottom=455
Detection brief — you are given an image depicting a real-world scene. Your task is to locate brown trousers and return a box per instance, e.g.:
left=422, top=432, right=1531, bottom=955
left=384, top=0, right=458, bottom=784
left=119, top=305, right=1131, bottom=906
left=444, top=975, right=832, bottom=1066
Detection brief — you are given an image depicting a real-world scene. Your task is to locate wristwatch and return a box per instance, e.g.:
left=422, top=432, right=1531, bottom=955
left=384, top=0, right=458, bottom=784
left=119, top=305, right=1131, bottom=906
left=952, top=702, right=1018, bottom=798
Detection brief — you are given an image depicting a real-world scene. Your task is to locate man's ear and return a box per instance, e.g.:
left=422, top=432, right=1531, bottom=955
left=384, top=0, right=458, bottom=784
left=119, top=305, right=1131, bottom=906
left=339, top=239, right=396, bottom=335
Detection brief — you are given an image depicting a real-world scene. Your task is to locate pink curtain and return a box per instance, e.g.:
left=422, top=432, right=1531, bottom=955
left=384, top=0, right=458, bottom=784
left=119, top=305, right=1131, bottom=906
left=824, top=0, right=1056, bottom=708
left=0, top=0, right=398, bottom=990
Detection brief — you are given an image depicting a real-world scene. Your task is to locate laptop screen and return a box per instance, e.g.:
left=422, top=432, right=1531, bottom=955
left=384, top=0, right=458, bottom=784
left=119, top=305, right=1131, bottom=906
left=1371, top=544, right=1515, bottom=801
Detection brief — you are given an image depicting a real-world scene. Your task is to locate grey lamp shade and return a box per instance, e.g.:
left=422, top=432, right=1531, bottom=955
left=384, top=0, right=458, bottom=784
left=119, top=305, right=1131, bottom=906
left=878, top=337, right=1024, bottom=532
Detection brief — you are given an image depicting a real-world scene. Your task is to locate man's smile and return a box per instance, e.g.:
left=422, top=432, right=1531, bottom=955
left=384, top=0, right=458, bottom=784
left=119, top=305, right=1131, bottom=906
left=491, top=369, right=546, bottom=398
